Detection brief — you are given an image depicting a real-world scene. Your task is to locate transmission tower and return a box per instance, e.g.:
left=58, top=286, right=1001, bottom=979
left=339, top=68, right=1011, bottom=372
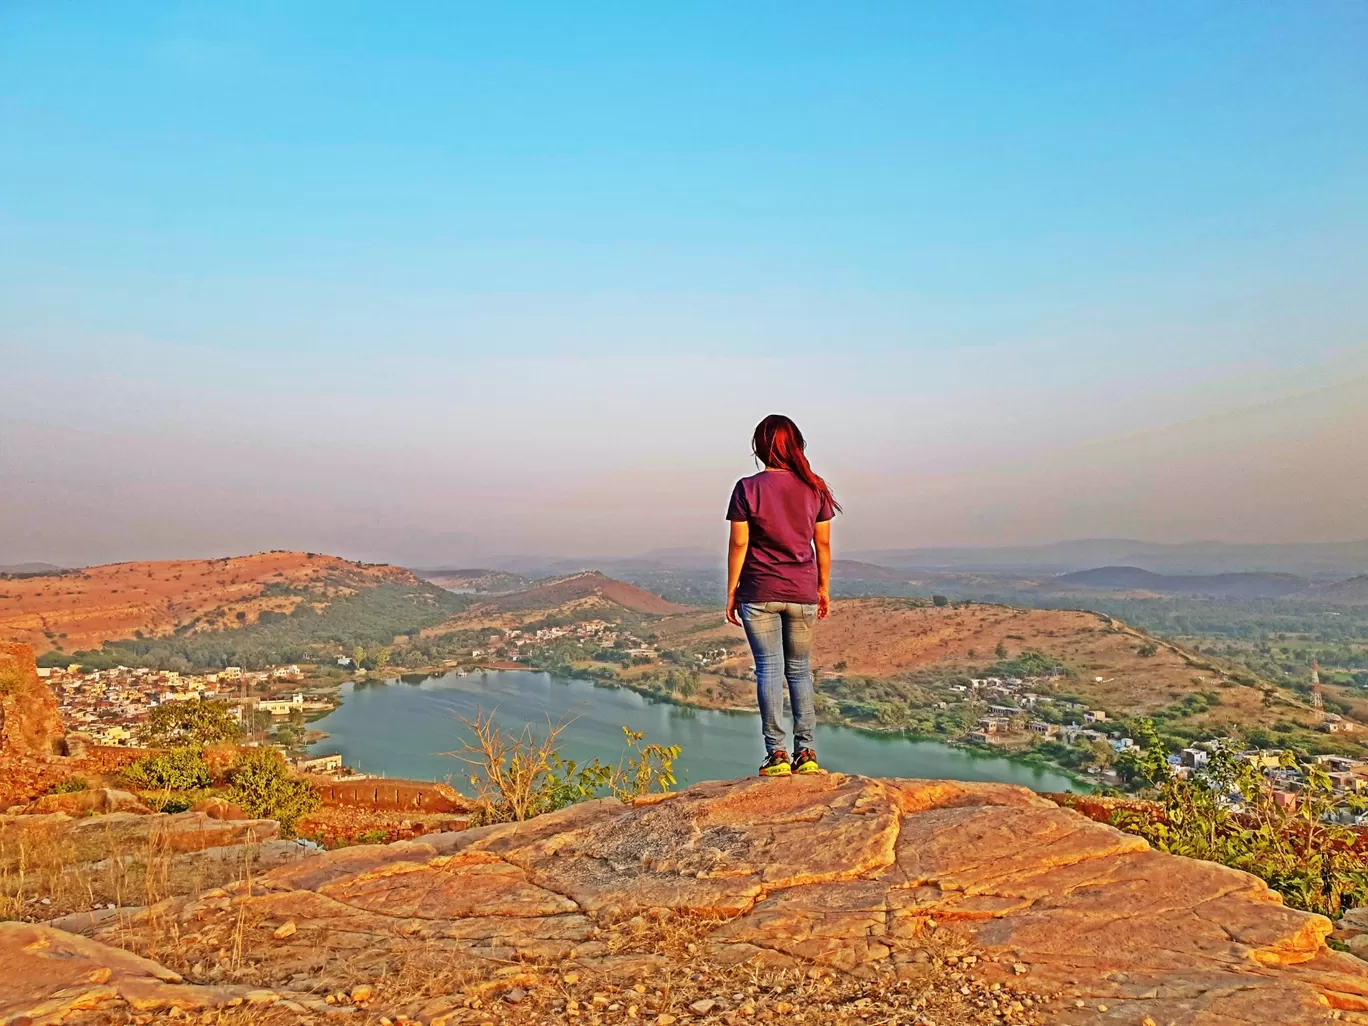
left=1311, top=659, right=1324, bottom=723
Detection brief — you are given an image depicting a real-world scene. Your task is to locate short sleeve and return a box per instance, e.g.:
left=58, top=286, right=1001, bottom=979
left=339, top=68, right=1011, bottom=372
left=815, top=492, right=835, bottom=523
left=726, top=481, right=750, bottom=522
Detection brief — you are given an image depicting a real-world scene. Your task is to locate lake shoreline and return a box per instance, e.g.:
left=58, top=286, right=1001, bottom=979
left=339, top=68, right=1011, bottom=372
left=482, top=664, right=1096, bottom=792
left=308, top=668, right=1085, bottom=794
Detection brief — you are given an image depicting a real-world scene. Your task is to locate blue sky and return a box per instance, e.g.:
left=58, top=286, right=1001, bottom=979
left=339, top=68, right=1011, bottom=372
left=2, top=2, right=1365, bottom=565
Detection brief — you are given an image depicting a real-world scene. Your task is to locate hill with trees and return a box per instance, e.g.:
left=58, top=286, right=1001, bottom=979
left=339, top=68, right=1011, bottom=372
left=0, top=552, right=469, bottom=672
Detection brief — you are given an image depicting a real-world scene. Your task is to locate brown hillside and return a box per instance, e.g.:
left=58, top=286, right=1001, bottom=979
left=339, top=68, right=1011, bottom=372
left=0, top=552, right=427, bottom=655
left=427, top=570, right=689, bottom=634
left=658, top=598, right=1272, bottom=724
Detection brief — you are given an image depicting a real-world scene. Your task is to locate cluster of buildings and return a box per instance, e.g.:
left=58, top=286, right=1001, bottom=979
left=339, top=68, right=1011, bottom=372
left=955, top=675, right=1122, bottom=752
left=39, top=663, right=317, bottom=747
left=494, top=620, right=658, bottom=661
left=1173, top=748, right=1368, bottom=823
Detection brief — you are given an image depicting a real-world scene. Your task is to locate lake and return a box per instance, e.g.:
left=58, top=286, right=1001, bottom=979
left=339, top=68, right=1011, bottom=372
left=307, top=669, right=1082, bottom=793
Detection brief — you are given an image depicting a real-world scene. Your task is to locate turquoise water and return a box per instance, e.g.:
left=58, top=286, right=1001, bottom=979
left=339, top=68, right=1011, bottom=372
left=308, top=670, right=1081, bottom=793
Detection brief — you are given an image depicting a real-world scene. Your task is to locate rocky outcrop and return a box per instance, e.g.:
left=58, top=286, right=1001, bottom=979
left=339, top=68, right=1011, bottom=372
left=0, top=643, right=63, bottom=758
left=21, top=787, right=152, bottom=817
left=0, top=643, right=68, bottom=805
left=9, top=774, right=1368, bottom=1024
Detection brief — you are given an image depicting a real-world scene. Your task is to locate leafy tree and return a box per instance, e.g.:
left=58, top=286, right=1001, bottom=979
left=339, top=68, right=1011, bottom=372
left=932, top=595, right=949, bottom=607
left=995, top=641, right=1008, bottom=659
left=227, top=750, right=320, bottom=835
left=138, top=700, right=242, bottom=747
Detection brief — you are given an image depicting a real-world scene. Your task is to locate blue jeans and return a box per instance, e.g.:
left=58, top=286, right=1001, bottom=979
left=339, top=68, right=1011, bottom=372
left=739, top=601, right=818, bottom=756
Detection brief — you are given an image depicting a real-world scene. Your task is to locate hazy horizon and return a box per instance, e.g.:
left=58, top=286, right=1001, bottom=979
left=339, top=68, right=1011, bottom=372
left=4, top=3, right=1365, bottom=567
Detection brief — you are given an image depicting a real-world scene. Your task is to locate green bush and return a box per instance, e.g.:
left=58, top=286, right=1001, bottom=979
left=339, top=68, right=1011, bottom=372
left=1113, top=720, right=1368, bottom=918
left=227, top=750, right=320, bottom=836
left=142, top=793, right=202, bottom=814
left=122, top=748, right=213, bottom=791
left=45, top=776, right=91, bottom=795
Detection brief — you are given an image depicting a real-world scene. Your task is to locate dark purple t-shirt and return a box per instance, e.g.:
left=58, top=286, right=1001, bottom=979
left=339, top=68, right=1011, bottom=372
left=726, top=470, right=835, bottom=604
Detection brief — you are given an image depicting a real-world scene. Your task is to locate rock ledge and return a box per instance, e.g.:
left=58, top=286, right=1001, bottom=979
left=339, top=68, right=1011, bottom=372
left=8, top=774, right=1368, bottom=1025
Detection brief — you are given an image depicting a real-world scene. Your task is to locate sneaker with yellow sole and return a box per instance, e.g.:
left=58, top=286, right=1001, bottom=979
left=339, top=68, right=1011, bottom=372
left=791, top=748, right=821, bottom=774
left=759, top=750, right=792, bottom=776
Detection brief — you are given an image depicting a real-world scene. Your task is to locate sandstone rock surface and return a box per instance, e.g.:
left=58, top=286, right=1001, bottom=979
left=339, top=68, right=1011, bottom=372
left=10, top=775, right=1368, bottom=1024
left=0, top=921, right=322, bottom=1023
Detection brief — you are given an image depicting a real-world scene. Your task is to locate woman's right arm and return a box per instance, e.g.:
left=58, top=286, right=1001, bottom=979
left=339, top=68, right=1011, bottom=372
left=726, top=520, right=749, bottom=626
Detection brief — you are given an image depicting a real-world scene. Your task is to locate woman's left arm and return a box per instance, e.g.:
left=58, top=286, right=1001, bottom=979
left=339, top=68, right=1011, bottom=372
left=814, top=520, right=832, bottom=620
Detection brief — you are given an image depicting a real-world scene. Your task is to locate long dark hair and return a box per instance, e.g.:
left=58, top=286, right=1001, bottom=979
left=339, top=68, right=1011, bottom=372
left=751, top=414, right=841, bottom=513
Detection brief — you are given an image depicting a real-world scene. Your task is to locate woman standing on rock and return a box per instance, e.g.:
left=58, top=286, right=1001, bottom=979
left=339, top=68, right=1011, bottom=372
left=726, top=414, right=839, bottom=777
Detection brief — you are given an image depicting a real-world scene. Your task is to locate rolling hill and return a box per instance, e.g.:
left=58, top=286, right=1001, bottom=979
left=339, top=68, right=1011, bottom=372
left=424, top=570, right=691, bottom=636
left=468, top=570, right=689, bottom=617
left=651, top=597, right=1287, bottom=731
left=1309, top=575, right=1368, bottom=604
left=0, top=552, right=465, bottom=658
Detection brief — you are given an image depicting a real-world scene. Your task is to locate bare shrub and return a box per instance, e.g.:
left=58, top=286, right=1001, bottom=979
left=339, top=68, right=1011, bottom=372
left=452, top=712, right=681, bottom=826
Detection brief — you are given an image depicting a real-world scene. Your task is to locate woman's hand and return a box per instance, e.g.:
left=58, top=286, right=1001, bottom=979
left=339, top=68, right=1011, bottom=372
left=817, top=589, right=830, bottom=620
left=726, top=591, right=742, bottom=627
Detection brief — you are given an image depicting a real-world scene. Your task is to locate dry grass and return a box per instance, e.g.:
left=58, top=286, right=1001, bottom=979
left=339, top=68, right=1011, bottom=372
left=0, top=815, right=268, bottom=924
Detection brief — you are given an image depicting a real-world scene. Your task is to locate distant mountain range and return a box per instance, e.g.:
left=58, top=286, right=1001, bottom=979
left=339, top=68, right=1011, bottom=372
left=848, top=539, right=1368, bottom=577
left=451, top=539, right=1368, bottom=579
left=1050, top=566, right=1311, bottom=600
left=475, top=547, right=722, bottom=577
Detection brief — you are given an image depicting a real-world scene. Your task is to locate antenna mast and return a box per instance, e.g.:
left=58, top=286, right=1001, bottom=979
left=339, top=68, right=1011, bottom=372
left=1311, top=659, right=1325, bottom=723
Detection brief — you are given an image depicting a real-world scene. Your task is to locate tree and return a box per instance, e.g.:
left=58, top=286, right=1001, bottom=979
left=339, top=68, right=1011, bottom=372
left=139, top=700, right=242, bottom=747
left=228, top=750, right=320, bottom=836
left=995, top=641, right=1008, bottom=660
left=933, top=595, right=949, bottom=607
